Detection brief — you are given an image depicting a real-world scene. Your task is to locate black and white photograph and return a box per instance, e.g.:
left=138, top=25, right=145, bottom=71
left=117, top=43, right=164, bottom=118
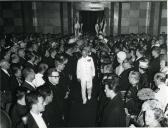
left=0, top=0, right=168, bottom=127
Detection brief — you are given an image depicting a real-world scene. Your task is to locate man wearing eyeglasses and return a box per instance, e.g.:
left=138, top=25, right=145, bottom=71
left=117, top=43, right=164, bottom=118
left=43, top=68, right=64, bottom=127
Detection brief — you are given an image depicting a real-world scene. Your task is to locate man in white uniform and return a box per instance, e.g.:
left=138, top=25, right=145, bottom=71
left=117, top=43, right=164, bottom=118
left=77, top=48, right=95, bottom=104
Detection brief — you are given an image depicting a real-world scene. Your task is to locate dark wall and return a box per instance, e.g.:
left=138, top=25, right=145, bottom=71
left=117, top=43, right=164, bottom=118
left=35, top=2, right=69, bottom=34
left=0, top=1, right=167, bottom=35
left=0, top=2, right=24, bottom=33
left=0, top=1, right=71, bottom=34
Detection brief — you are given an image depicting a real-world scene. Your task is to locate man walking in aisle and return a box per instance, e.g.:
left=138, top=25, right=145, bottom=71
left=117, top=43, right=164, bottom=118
left=77, top=47, right=95, bottom=104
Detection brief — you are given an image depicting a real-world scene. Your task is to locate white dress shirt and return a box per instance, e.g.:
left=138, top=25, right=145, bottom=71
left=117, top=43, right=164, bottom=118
left=155, top=83, right=168, bottom=111
left=16, top=78, right=22, bottom=86
left=32, top=73, right=45, bottom=87
left=30, top=111, right=47, bottom=128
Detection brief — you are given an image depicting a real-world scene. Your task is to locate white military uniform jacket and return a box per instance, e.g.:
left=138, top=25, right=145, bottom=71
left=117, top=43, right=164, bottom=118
left=77, top=56, right=95, bottom=81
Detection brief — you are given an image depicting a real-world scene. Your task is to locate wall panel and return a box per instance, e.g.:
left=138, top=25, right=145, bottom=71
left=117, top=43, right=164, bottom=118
left=121, top=2, right=151, bottom=34
left=160, top=2, right=167, bottom=34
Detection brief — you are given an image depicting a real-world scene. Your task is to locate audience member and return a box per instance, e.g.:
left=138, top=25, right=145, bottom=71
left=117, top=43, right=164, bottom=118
left=101, top=77, right=126, bottom=127
left=22, top=67, right=36, bottom=92
left=115, top=51, right=126, bottom=76
left=32, top=63, right=48, bottom=88
left=10, top=87, right=28, bottom=128
left=26, top=91, right=48, bottom=128
left=43, top=68, right=64, bottom=127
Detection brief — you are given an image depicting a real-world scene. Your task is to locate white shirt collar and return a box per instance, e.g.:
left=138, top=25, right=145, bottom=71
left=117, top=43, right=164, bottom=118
left=136, top=56, right=141, bottom=61
left=30, top=111, right=47, bottom=128
left=28, top=61, right=34, bottom=65
left=1, top=68, right=10, bottom=76
left=30, top=111, right=42, bottom=117
left=25, top=80, right=36, bottom=88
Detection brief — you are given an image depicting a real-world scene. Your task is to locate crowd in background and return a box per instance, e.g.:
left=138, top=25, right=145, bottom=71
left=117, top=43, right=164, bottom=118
left=0, top=32, right=168, bottom=127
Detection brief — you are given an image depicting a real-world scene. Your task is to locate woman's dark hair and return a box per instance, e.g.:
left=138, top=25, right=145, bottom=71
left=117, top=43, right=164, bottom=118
left=123, top=58, right=133, bottom=66
left=47, top=68, right=57, bottom=77
left=152, top=46, right=161, bottom=54
left=104, top=76, right=120, bottom=93
left=25, top=51, right=35, bottom=61
left=11, top=64, right=21, bottom=75
left=22, top=67, right=34, bottom=78
left=16, top=87, right=27, bottom=100
left=25, top=91, right=42, bottom=108
left=37, top=85, right=52, bottom=99
left=55, top=58, right=65, bottom=68
left=137, top=47, right=145, bottom=56
left=37, top=63, right=48, bottom=73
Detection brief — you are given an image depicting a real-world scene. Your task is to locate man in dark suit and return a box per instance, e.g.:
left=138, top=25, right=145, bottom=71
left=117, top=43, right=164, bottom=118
left=101, top=77, right=126, bottom=127
left=22, top=67, right=36, bottom=92
left=138, top=58, right=150, bottom=89
left=43, top=68, right=64, bottom=127
left=0, top=59, right=12, bottom=109
left=55, top=58, right=69, bottom=99
left=24, top=52, right=36, bottom=71
left=44, top=48, right=57, bottom=68
left=26, top=91, right=48, bottom=128
left=17, top=48, right=26, bottom=67
left=10, top=87, right=28, bottom=128
left=0, top=59, right=11, bottom=91
left=112, top=44, right=121, bottom=70
left=134, top=47, right=145, bottom=70
left=10, top=65, right=23, bottom=102
left=149, top=46, right=161, bottom=83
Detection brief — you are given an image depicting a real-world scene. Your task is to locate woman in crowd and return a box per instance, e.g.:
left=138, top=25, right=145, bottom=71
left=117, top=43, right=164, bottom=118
left=115, top=51, right=127, bottom=76
left=145, top=108, right=166, bottom=127
left=134, top=99, right=168, bottom=127
left=125, top=71, right=142, bottom=116
left=119, top=58, right=134, bottom=91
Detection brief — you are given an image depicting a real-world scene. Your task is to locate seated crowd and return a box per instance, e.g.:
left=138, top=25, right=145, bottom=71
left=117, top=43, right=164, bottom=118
left=0, top=32, right=168, bottom=127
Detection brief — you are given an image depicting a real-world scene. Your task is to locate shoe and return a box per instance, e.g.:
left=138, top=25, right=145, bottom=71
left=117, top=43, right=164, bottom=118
left=88, top=96, right=91, bottom=100
left=83, top=99, right=87, bottom=104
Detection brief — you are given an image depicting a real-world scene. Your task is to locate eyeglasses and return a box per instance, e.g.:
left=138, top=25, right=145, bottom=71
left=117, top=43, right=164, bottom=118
left=139, top=67, right=148, bottom=70
left=50, top=75, right=60, bottom=78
